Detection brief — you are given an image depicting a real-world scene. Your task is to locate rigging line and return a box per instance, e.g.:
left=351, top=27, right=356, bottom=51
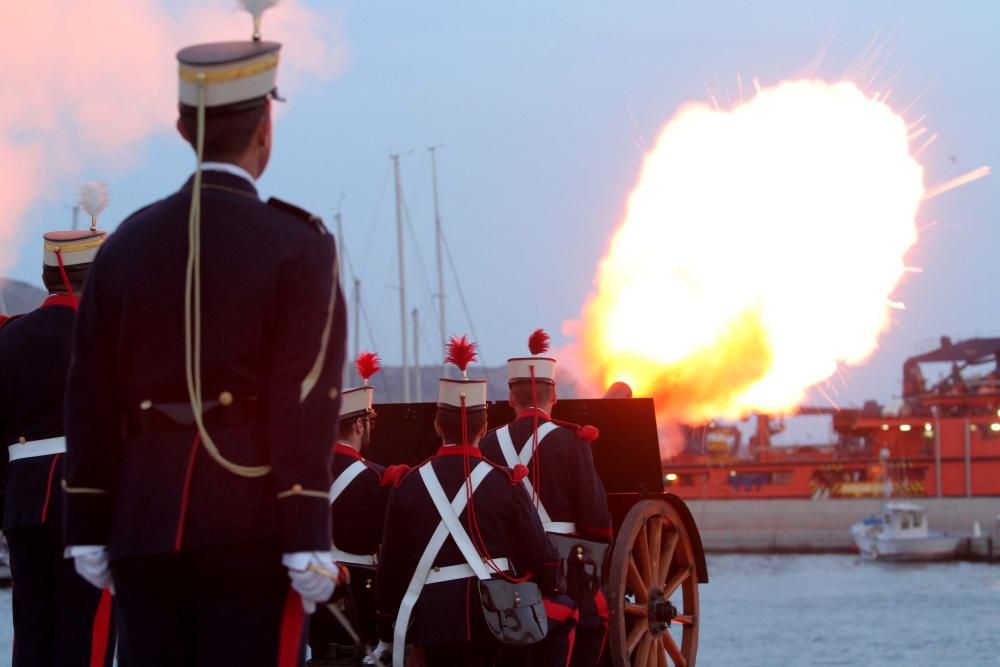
left=359, top=161, right=393, bottom=270
left=359, top=299, right=394, bottom=403
left=400, top=187, right=438, bottom=307
left=441, top=231, right=491, bottom=398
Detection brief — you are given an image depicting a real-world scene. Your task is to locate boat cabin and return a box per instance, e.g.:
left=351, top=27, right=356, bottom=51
left=879, top=501, right=929, bottom=539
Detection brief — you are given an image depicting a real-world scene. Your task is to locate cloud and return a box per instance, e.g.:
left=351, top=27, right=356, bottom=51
left=0, top=0, right=346, bottom=269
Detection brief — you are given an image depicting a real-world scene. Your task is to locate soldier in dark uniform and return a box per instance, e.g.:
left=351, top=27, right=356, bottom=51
left=376, top=337, right=565, bottom=667
left=480, top=330, right=613, bottom=667
left=0, top=209, right=116, bottom=667
left=62, top=7, right=346, bottom=666
left=309, top=352, right=391, bottom=664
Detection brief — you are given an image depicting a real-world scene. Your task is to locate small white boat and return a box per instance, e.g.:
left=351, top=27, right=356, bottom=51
left=851, top=501, right=960, bottom=561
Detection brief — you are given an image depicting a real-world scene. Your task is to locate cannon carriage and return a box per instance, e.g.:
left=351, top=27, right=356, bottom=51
left=368, top=397, right=708, bottom=667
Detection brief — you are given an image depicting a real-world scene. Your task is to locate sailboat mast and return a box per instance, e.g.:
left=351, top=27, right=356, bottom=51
left=412, top=308, right=421, bottom=401
left=353, top=277, right=361, bottom=363
left=335, top=210, right=351, bottom=389
left=392, top=154, right=411, bottom=402
left=429, top=146, right=446, bottom=365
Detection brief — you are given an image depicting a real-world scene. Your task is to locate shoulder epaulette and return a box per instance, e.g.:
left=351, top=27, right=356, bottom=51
left=380, top=464, right=414, bottom=488
left=483, top=459, right=530, bottom=485
left=266, top=197, right=328, bottom=235
left=552, top=418, right=599, bottom=443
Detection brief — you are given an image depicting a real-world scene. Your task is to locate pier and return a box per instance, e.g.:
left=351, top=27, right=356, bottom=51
left=685, top=497, right=1000, bottom=561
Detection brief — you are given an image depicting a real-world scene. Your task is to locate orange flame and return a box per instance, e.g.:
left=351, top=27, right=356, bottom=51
left=567, top=79, right=925, bottom=423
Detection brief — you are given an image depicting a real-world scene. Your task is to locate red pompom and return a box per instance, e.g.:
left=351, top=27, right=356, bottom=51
left=528, top=329, right=550, bottom=356
left=577, top=425, right=599, bottom=443
left=510, top=464, right=529, bottom=484
left=445, top=335, right=478, bottom=373
left=355, top=351, right=382, bottom=382
left=381, top=464, right=411, bottom=488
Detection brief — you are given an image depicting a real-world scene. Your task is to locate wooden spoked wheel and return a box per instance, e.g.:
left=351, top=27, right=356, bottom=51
left=607, top=499, right=699, bottom=667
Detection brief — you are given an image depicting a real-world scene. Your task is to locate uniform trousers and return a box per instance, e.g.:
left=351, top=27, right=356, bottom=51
left=569, top=587, right=608, bottom=667
left=7, top=524, right=116, bottom=667
left=111, top=543, right=304, bottom=667
left=308, top=564, right=377, bottom=658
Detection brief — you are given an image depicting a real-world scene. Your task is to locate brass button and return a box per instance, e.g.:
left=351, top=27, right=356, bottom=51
left=329, top=388, right=338, bottom=400
left=291, top=483, right=303, bottom=494
left=139, top=400, right=152, bottom=411
left=365, top=578, right=373, bottom=590
left=219, top=391, right=234, bottom=406
left=17, top=436, right=26, bottom=444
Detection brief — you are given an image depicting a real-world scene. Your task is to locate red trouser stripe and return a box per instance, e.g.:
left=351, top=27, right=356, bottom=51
left=277, top=587, right=305, bottom=667
left=40, top=453, right=62, bottom=524
left=544, top=598, right=577, bottom=623
left=89, top=589, right=113, bottom=667
left=173, top=434, right=201, bottom=552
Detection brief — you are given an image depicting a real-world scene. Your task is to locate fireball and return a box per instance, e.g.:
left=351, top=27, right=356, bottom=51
left=570, top=79, right=926, bottom=423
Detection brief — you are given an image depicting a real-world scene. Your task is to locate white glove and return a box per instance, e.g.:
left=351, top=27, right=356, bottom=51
left=283, top=551, right=339, bottom=613
left=363, top=641, right=392, bottom=666
left=67, top=545, right=113, bottom=592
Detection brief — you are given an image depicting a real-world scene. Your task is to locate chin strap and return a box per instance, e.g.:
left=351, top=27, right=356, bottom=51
left=53, top=249, right=78, bottom=311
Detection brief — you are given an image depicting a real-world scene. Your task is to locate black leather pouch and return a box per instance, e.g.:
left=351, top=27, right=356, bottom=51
left=478, top=579, right=548, bottom=645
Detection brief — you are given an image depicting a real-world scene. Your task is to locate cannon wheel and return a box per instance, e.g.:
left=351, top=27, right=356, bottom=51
left=607, top=499, right=699, bottom=667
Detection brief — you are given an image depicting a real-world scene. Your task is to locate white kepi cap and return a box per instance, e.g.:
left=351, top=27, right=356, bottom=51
left=507, top=329, right=556, bottom=385
left=438, top=336, right=488, bottom=412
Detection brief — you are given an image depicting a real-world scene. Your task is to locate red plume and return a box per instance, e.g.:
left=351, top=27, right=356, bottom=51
left=355, top=352, right=382, bottom=384
left=528, top=329, right=550, bottom=356
left=445, top=335, right=478, bottom=375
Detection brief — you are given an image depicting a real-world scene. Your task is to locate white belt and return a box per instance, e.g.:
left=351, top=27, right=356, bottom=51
left=8, top=437, right=66, bottom=462
left=331, top=548, right=376, bottom=566
left=426, top=558, right=510, bottom=585
left=544, top=522, right=577, bottom=535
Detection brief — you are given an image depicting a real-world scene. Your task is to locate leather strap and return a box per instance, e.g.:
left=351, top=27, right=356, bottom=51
left=426, top=558, right=510, bottom=585
left=392, top=460, right=492, bottom=667
left=330, top=548, right=376, bottom=566
left=329, top=460, right=368, bottom=504
left=420, top=465, right=492, bottom=581
left=495, top=422, right=559, bottom=525
left=8, top=437, right=66, bottom=462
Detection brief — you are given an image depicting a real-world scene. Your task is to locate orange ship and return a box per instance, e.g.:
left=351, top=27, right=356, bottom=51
left=664, top=336, right=1000, bottom=499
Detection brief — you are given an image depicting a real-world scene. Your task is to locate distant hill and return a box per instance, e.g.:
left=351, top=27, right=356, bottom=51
left=361, top=364, right=583, bottom=403
left=0, top=278, right=45, bottom=316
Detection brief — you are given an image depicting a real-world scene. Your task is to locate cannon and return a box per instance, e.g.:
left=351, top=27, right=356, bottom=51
left=367, top=397, right=708, bottom=667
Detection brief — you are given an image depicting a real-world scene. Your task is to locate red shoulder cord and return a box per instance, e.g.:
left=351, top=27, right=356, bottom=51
left=461, top=395, right=528, bottom=583
left=530, top=365, right=541, bottom=510
left=54, top=249, right=79, bottom=311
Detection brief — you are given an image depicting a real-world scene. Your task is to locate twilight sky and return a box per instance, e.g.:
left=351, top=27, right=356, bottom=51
left=4, top=1, right=996, bottom=408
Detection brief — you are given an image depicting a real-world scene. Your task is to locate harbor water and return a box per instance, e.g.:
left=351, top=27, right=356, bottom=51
left=0, top=554, right=996, bottom=665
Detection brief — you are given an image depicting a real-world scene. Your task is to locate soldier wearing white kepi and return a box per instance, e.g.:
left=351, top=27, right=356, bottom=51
left=0, top=184, right=116, bottom=667
left=377, top=336, right=564, bottom=666
left=62, top=2, right=347, bottom=665
left=480, top=329, right=613, bottom=667
left=310, top=352, right=398, bottom=665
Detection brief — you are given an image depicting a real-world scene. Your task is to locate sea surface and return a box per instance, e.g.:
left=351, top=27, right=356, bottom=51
left=0, top=554, right=997, bottom=666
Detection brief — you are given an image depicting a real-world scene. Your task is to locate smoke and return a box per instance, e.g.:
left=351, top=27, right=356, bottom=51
left=0, top=0, right=347, bottom=270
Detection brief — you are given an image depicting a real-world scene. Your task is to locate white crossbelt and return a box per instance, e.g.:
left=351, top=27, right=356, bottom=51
left=331, top=548, right=376, bottom=567
left=330, top=459, right=368, bottom=503
left=426, top=558, right=510, bottom=584
left=329, top=460, right=377, bottom=566
left=8, top=437, right=66, bottom=462
left=495, top=423, right=577, bottom=535
left=393, top=461, right=503, bottom=667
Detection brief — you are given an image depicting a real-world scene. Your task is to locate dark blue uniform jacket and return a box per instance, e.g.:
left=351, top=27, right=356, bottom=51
left=0, top=297, right=75, bottom=531
left=480, top=409, right=612, bottom=542
left=376, top=446, right=562, bottom=646
left=330, top=443, right=387, bottom=557
left=63, top=170, right=346, bottom=561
